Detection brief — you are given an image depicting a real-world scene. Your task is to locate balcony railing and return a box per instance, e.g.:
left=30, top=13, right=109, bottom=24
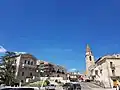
left=22, top=64, right=36, bottom=68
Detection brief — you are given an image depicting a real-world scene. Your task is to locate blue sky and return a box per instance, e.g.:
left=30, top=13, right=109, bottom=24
left=0, top=0, right=120, bottom=73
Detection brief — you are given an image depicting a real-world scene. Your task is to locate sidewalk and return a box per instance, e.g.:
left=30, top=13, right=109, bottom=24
left=91, top=81, right=105, bottom=88
left=92, top=88, right=116, bottom=90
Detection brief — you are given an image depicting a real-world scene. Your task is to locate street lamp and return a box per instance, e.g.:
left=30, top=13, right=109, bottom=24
left=38, top=63, right=43, bottom=90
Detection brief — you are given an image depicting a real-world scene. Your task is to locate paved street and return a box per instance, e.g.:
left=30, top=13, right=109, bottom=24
left=80, top=82, right=101, bottom=90
left=55, top=82, right=115, bottom=90
left=80, top=82, right=114, bottom=90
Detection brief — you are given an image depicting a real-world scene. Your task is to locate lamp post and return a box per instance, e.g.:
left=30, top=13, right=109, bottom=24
left=38, top=63, right=42, bottom=90
left=41, top=76, right=48, bottom=89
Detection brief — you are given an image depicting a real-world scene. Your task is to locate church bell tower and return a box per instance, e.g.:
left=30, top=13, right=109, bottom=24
left=85, top=44, right=95, bottom=76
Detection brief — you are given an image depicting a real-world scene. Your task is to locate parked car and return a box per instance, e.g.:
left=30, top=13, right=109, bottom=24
left=71, top=82, right=81, bottom=90
left=45, top=84, right=56, bottom=90
left=63, top=82, right=81, bottom=90
left=63, top=83, right=74, bottom=90
left=85, top=79, right=91, bottom=82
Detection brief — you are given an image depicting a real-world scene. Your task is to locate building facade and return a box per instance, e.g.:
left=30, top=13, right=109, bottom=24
left=90, top=54, right=120, bottom=88
left=37, top=60, right=67, bottom=79
left=67, top=71, right=81, bottom=82
left=85, top=44, right=120, bottom=88
left=53, top=64, right=67, bottom=79
left=14, top=53, right=38, bottom=84
left=9, top=52, right=68, bottom=85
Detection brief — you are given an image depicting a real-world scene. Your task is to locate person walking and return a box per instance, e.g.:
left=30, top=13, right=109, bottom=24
left=116, top=84, right=119, bottom=90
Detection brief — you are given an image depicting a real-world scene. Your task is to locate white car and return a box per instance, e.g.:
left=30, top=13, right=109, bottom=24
left=0, top=87, right=39, bottom=90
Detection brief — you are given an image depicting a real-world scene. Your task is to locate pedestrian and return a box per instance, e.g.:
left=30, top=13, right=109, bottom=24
left=116, top=84, right=119, bottom=90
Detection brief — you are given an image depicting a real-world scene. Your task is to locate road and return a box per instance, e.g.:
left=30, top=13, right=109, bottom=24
left=81, top=82, right=102, bottom=90
left=56, top=82, right=114, bottom=90
left=80, top=82, right=114, bottom=90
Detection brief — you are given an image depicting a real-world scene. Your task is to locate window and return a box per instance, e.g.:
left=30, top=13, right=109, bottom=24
left=21, top=80, right=24, bottom=83
left=30, top=72, right=32, bottom=77
left=110, top=62, right=113, bottom=67
left=22, top=72, right=24, bottom=76
left=28, top=61, right=30, bottom=65
left=52, top=69, right=55, bottom=72
left=100, top=69, right=102, bottom=74
left=95, top=70, right=98, bottom=75
left=57, top=69, right=60, bottom=73
left=31, top=61, right=33, bottom=65
left=112, top=70, right=115, bottom=76
left=89, top=56, right=92, bottom=61
left=14, top=60, right=16, bottom=63
left=57, top=74, right=60, bottom=77
left=62, top=70, right=65, bottom=74
left=24, top=60, right=27, bottom=64
left=62, top=71, right=65, bottom=74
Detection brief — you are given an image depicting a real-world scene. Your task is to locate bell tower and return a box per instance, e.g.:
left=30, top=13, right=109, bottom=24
left=85, top=44, right=95, bottom=76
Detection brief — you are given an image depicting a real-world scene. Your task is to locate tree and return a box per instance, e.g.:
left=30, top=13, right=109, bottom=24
left=0, top=51, right=19, bottom=86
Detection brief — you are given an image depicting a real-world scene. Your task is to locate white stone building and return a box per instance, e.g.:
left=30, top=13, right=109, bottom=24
left=90, top=54, right=120, bottom=88
left=13, top=52, right=38, bottom=85
left=6, top=52, right=67, bottom=85
left=85, top=45, right=120, bottom=88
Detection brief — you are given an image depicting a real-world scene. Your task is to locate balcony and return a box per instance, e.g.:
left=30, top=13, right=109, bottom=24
left=110, top=64, right=115, bottom=70
left=22, top=64, right=36, bottom=68
left=12, top=60, right=17, bottom=66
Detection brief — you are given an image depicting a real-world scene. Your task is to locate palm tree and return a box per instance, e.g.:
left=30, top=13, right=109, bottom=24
left=0, top=51, right=19, bottom=86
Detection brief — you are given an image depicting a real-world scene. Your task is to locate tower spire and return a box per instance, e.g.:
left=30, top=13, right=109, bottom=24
left=86, top=44, right=92, bottom=55
left=86, top=44, right=91, bottom=52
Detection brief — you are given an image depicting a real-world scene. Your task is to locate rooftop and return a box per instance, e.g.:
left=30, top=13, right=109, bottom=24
left=95, top=54, right=120, bottom=64
left=15, top=52, right=27, bottom=54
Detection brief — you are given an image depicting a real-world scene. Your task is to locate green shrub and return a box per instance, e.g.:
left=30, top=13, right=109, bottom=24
left=27, top=81, right=47, bottom=87
left=45, top=80, right=50, bottom=85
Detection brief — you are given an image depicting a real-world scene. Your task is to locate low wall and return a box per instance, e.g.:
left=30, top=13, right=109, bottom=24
left=39, top=77, right=63, bottom=81
left=23, top=77, right=65, bottom=86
